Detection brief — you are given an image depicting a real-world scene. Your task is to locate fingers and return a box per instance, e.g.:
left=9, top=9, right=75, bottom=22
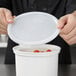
left=0, top=28, right=7, bottom=34
left=3, top=8, right=14, bottom=23
left=0, top=8, right=8, bottom=34
left=60, top=27, right=76, bottom=40
left=57, top=15, right=68, bottom=29
left=59, top=13, right=76, bottom=45
left=60, top=26, right=76, bottom=45
left=0, top=9, right=8, bottom=26
left=60, top=14, right=76, bottom=35
left=68, top=36, right=76, bottom=45
left=0, top=8, right=14, bottom=34
left=61, top=35, right=76, bottom=45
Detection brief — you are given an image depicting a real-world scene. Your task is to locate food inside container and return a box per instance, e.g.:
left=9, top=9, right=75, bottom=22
left=20, top=48, right=52, bottom=53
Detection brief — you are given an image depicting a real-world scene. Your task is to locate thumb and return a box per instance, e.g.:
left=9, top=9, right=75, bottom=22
left=57, top=15, right=69, bottom=29
left=4, top=9, right=14, bottom=23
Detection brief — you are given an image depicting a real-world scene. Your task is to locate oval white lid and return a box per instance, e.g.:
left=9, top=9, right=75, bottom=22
left=7, top=12, right=60, bottom=45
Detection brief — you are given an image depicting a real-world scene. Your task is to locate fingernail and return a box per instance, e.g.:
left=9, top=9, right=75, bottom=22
left=57, top=25, right=61, bottom=29
left=13, top=16, right=16, bottom=18
left=8, top=19, right=13, bottom=23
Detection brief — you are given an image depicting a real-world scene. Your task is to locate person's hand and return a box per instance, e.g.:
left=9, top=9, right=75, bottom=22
left=58, top=11, right=76, bottom=45
left=0, top=8, right=14, bottom=34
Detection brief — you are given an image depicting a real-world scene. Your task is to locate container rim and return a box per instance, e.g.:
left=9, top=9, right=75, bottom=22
left=13, top=44, right=61, bottom=57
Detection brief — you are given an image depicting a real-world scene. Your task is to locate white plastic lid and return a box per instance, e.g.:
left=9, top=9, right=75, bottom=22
left=7, top=12, right=60, bottom=45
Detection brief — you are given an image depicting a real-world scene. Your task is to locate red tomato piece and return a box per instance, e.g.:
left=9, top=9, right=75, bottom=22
left=33, top=50, right=40, bottom=53
left=46, top=49, right=52, bottom=52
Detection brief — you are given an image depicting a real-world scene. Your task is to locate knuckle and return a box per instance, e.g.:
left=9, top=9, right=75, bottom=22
left=5, top=9, right=11, bottom=15
left=60, top=34, right=69, bottom=40
left=0, top=8, right=6, bottom=12
left=68, top=41, right=72, bottom=45
left=63, top=36, right=68, bottom=40
left=0, top=8, right=3, bottom=11
left=0, top=29, right=7, bottom=34
left=65, top=40, right=71, bottom=45
left=67, top=41, right=70, bottom=45
left=59, top=16, right=64, bottom=21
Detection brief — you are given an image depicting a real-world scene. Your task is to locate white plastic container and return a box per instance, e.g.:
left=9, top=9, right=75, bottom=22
left=7, top=12, right=61, bottom=76
left=13, top=44, right=60, bottom=76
